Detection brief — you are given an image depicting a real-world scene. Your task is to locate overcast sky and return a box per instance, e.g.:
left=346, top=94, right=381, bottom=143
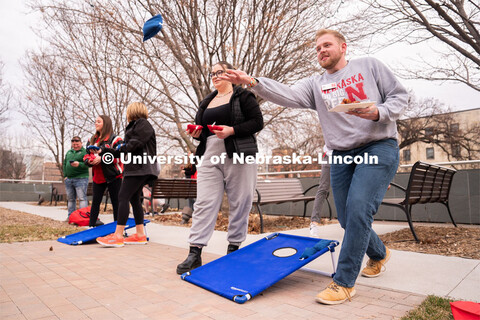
left=1, top=0, right=479, bottom=113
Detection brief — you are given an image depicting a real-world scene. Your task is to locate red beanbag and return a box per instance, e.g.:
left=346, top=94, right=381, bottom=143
left=68, top=206, right=91, bottom=226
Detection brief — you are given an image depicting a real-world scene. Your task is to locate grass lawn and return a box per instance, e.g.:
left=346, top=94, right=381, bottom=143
left=402, top=295, right=454, bottom=320
left=0, top=207, right=79, bottom=243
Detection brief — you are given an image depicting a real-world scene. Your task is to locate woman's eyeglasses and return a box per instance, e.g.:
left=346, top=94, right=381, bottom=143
left=209, top=70, right=225, bottom=78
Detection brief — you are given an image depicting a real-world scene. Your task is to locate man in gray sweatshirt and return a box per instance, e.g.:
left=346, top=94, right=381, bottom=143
left=221, top=29, right=407, bottom=305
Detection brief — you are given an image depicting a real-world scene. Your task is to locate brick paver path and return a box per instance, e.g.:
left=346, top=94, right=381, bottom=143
left=0, top=241, right=425, bottom=319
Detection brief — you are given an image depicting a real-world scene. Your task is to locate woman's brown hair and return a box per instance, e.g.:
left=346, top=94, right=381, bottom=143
left=213, top=61, right=237, bottom=88
left=90, top=115, right=113, bottom=145
left=215, top=61, right=235, bottom=71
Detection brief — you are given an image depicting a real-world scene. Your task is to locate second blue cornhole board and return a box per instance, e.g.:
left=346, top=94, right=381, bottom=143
left=57, top=218, right=149, bottom=245
left=181, top=233, right=338, bottom=303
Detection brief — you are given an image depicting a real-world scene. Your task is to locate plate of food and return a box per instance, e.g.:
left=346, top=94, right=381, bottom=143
left=329, top=99, right=375, bottom=113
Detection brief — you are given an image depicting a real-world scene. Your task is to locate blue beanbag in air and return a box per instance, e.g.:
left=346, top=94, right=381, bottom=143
left=143, top=14, right=163, bottom=42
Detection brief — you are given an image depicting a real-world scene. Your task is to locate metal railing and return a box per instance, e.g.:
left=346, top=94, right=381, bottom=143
left=257, top=160, right=480, bottom=177
left=0, top=179, right=62, bottom=184
left=398, top=160, right=480, bottom=167
left=1, top=161, right=478, bottom=181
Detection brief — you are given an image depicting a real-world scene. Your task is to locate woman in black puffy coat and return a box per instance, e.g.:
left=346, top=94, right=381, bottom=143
left=96, top=102, right=159, bottom=247
left=176, top=61, right=263, bottom=274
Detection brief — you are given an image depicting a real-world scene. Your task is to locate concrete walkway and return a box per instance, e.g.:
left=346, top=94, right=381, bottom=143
left=1, top=202, right=479, bottom=319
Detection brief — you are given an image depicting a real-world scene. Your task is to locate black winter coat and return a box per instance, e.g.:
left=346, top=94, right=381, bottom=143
left=194, top=86, right=263, bottom=158
left=102, top=118, right=159, bottom=179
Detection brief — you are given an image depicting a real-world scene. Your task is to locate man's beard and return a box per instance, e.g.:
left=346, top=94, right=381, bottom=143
left=320, top=52, right=341, bottom=70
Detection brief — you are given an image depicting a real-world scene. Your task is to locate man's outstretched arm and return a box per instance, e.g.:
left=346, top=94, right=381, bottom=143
left=220, top=69, right=315, bottom=110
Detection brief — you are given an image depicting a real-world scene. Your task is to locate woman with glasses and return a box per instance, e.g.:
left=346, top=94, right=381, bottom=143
left=84, top=115, right=124, bottom=227
left=176, top=61, right=263, bottom=275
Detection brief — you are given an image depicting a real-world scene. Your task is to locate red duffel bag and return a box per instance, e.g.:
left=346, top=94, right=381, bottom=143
left=68, top=206, right=91, bottom=226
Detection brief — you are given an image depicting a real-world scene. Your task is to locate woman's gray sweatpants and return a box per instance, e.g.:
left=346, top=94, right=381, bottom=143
left=188, top=135, right=257, bottom=247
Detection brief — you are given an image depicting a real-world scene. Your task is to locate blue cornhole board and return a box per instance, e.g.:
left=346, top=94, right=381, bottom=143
left=181, top=233, right=339, bottom=304
left=57, top=218, right=150, bottom=245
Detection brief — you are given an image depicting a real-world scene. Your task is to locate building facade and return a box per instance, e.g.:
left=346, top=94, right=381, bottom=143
left=398, top=108, right=480, bottom=170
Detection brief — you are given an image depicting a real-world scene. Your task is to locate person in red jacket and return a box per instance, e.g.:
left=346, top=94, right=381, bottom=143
left=85, top=115, right=123, bottom=227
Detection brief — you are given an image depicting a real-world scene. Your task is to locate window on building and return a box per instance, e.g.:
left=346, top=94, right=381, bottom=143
left=403, top=149, right=411, bottom=162
left=426, top=147, right=435, bottom=159
left=451, top=123, right=459, bottom=132
left=451, top=144, right=461, bottom=158
left=425, top=127, right=434, bottom=137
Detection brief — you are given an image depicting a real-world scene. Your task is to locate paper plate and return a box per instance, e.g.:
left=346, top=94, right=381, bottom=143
left=329, top=101, right=375, bottom=113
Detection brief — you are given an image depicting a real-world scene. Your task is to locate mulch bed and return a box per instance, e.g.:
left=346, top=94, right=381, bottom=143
left=379, top=226, right=480, bottom=260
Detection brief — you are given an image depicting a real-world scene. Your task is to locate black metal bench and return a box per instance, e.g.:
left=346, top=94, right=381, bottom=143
left=381, top=161, right=457, bottom=242
left=147, top=178, right=197, bottom=215
left=253, top=178, right=331, bottom=233
left=50, top=182, right=67, bottom=205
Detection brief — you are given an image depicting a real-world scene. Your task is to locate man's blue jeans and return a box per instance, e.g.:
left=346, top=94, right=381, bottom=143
left=330, top=138, right=399, bottom=288
left=65, top=178, right=89, bottom=216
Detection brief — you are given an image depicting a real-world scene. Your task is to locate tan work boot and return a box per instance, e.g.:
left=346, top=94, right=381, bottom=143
left=315, top=281, right=356, bottom=305
left=361, top=247, right=391, bottom=278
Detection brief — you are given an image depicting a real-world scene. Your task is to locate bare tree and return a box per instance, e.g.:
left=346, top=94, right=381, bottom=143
left=0, top=148, right=26, bottom=180
left=21, top=2, right=146, bottom=168
left=251, top=107, right=325, bottom=176
left=356, top=0, right=479, bottom=91
left=0, top=61, right=11, bottom=126
left=28, top=2, right=142, bottom=136
left=20, top=50, right=79, bottom=177
left=0, top=135, right=46, bottom=181
left=29, top=0, right=360, bottom=155
left=260, top=108, right=324, bottom=156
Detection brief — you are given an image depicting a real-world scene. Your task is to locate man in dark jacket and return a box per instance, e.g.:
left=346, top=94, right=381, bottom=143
left=63, top=136, right=89, bottom=219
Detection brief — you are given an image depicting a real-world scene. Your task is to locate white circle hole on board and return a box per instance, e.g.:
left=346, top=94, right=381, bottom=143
left=272, top=247, right=297, bottom=258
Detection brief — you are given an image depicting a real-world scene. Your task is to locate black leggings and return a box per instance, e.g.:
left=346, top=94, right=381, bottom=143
left=89, top=178, right=121, bottom=226
left=117, top=175, right=151, bottom=226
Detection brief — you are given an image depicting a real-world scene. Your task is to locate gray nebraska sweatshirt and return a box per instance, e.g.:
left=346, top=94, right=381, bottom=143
left=252, top=57, right=408, bottom=151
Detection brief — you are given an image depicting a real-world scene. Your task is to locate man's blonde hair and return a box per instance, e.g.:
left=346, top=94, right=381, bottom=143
left=127, top=102, right=148, bottom=122
left=315, top=29, right=346, bottom=44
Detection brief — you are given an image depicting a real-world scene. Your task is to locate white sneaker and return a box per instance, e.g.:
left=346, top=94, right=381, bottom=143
left=310, top=222, right=321, bottom=237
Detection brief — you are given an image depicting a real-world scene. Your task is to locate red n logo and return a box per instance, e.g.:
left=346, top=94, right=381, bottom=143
left=345, top=83, right=367, bottom=101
